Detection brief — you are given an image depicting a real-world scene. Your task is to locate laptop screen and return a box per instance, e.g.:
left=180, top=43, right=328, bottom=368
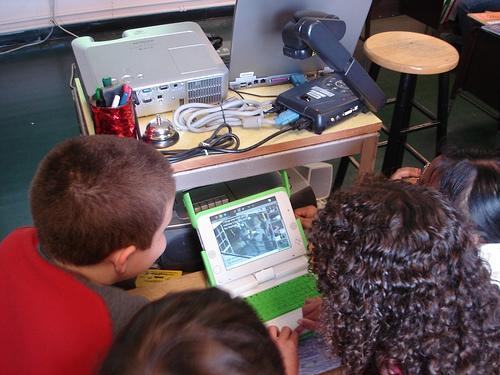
left=210, top=196, right=291, bottom=270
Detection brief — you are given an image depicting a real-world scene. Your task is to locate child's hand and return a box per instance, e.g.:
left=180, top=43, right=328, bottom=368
left=268, top=325, right=299, bottom=375
left=294, top=205, right=318, bottom=230
left=390, top=167, right=422, bottom=184
left=296, top=297, right=322, bottom=334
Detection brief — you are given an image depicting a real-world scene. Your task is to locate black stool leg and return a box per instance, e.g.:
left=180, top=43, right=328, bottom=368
left=436, top=72, right=450, bottom=155
left=333, top=157, right=350, bottom=190
left=382, top=73, right=417, bottom=177
left=335, top=62, right=382, bottom=186
left=334, top=62, right=381, bottom=188
left=369, top=63, right=380, bottom=81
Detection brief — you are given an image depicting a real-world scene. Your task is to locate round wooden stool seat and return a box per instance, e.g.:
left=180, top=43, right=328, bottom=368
left=364, top=31, right=459, bottom=75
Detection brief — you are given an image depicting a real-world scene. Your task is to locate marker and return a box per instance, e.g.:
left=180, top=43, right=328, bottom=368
left=102, top=77, right=112, bottom=87
left=111, top=95, right=121, bottom=108
left=95, top=88, right=106, bottom=107
left=119, top=84, right=132, bottom=106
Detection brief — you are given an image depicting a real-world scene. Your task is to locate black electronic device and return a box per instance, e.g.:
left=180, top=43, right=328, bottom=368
left=277, top=11, right=385, bottom=134
left=278, top=73, right=363, bottom=134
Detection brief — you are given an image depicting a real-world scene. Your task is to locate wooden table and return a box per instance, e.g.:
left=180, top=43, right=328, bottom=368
left=73, top=78, right=381, bottom=191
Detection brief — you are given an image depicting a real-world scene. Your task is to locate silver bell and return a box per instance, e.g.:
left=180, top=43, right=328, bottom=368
left=143, top=114, right=179, bottom=148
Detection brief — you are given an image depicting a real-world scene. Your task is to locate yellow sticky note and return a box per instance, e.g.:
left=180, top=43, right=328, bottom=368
left=135, top=269, right=183, bottom=288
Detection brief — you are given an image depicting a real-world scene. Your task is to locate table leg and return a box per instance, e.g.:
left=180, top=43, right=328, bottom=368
left=358, top=132, right=379, bottom=177
left=332, top=157, right=350, bottom=190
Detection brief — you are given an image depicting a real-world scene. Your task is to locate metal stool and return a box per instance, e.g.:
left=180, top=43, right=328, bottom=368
left=334, top=31, right=459, bottom=186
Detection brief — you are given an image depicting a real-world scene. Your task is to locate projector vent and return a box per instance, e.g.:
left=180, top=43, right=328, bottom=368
left=187, top=77, right=223, bottom=103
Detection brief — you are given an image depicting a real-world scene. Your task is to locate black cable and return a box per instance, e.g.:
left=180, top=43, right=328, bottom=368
left=202, top=124, right=240, bottom=149
left=160, top=124, right=240, bottom=163
left=219, top=103, right=228, bottom=127
left=264, top=103, right=285, bottom=115
left=230, top=89, right=245, bottom=100
left=207, top=126, right=294, bottom=154
left=160, top=118, right=311, bottom=163
left=206, top=34, right=223, bottom=50
left=229, top=88, right=278, bottom=99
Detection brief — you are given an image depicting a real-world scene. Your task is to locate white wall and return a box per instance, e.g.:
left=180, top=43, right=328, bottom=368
left=0, top=0, right=235, bottom=35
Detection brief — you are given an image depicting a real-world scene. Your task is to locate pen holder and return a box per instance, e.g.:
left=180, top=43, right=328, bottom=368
left=90, top=85, right=138, bottom=138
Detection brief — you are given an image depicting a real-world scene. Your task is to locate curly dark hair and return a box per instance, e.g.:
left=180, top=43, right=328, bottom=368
left=310, top=177, right=500, bottom=374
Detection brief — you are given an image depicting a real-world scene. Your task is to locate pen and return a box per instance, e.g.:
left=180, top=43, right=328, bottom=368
left=102, top=77, right=112, bottom=88
left=111, top=95, right=121, bottom=108
left=95, top=88, right=106, bottom=107
left=119, top=84, right=132, bottom=106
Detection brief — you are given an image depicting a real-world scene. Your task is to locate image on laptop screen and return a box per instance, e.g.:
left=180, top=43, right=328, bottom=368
left=209, top=197, right=291, bottom=270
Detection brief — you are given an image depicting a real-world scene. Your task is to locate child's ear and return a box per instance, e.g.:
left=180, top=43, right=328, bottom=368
left=108, top=245, right=137, bottom=274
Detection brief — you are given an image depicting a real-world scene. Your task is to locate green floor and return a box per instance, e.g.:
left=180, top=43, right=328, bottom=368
left=0, top=44, right=80, bottom=237
left=363, top=68, right=499, bottom=163
left=0, top=15, right=498, bottom=240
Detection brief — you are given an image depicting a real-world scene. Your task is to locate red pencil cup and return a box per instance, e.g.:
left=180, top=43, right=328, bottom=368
left=90, top=85, right=138, bottom=138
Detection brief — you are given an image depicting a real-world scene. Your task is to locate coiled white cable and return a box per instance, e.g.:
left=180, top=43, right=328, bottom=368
left=173, top=97, right=276, bottom=133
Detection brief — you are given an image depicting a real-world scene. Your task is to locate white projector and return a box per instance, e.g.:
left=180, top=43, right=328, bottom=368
left=72, top=22, right=229, bottom=117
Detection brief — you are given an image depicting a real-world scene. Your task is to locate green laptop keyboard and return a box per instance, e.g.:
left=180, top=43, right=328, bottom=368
left=244, top=274, right=320, bottom=322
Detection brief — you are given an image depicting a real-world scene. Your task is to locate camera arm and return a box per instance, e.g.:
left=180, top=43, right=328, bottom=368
left=282, top=12, right=385, bottom=113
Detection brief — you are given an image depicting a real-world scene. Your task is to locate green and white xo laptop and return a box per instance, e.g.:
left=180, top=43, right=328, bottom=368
left=184, top=186, right=320, bottom=329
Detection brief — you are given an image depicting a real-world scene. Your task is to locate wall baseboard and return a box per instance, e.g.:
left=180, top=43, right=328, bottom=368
left=1, top=0, right=235, bottom=35
left=0, top=6, right=234, bottom=49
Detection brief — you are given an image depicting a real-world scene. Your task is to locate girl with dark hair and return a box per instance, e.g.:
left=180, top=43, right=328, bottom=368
left=298, top=178, right=499, bottom=374
left=101, top=288, right=298, bottom=375
left=416, top=148, right=499, bottom=242
left=392, top=148, right=500, bottom=285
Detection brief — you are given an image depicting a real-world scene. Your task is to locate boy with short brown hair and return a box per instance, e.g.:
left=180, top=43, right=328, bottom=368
left=0, top=135, right=175, bottom=375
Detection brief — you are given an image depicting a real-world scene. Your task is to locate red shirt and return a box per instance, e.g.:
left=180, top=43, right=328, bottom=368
left=0, top=228, right=113, bottom=375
